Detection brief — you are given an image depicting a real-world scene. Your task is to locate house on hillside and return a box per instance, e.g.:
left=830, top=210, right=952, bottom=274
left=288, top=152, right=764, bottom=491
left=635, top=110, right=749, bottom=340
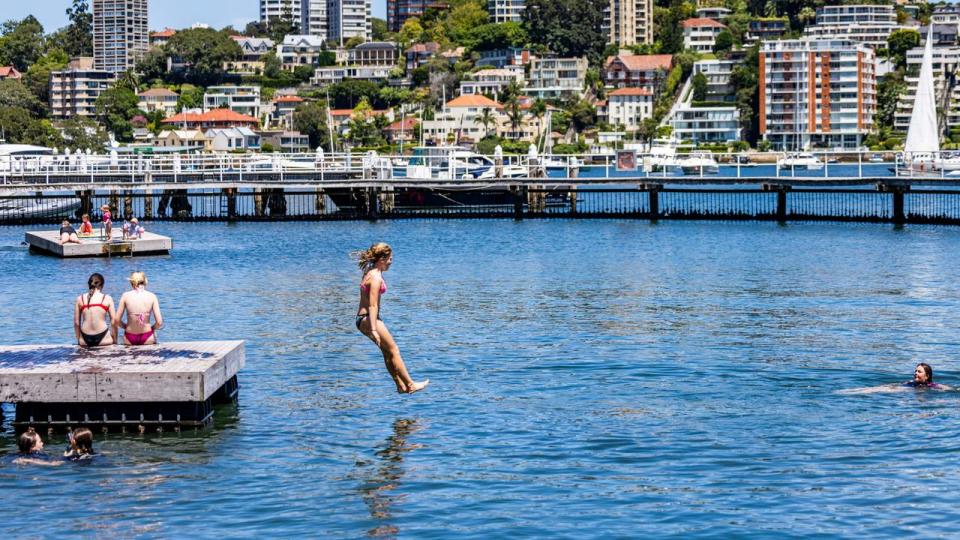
left=682, top=18, right=727, bottom=53
left=138, top=87, right=179, bottom=117
left=0, top=66, right=22, bottom=80
left=602, top=54, right=672, bottom=91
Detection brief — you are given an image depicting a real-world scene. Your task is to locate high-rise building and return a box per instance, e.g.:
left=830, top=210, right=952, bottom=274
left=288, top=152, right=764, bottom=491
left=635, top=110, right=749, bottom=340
left=92, top=0, right=149, bottom=73
left=327, top=0, right=371, bottom=44
left=488, top=0, right=524, bottom=23
left=50, top=57, right=117, bottom=119
left=301, top=0, right=328, bottom=36
left=387, top=0, right=429, bottom=32
left=602, top=0, right=652, bottom=46
left=760, top=39, right=876, bottom=150
left=261, top=0, right=302, bottom=27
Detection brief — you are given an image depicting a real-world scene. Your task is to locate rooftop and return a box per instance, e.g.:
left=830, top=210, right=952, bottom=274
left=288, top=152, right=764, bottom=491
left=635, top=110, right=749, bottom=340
left=605, top=54, right=673, bottom=72
left=445, top=94, right=503, bottom=109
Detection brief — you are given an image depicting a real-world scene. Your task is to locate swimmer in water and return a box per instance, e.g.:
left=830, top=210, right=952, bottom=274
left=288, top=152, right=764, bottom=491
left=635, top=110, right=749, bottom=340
left=13, top=428, right=61, bottom=466
left=906, top=362, right=949, bottom=389
left=63, top=428, right=95, bottom=460
left=354, top=243, right=429, bottom=394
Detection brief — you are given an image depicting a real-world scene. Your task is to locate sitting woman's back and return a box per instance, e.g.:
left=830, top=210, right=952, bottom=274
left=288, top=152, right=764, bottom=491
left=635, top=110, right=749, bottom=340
left=73, top=273, right=115, bottom=347
left=115, top=271, right=163, bottom=346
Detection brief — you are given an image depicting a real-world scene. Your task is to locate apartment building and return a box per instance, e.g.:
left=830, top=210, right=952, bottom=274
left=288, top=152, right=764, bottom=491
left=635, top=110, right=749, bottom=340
left=682, top=18, right=727, bottom=53
left=803, top=5, right=905, bottom=49
left=388, top=0, right=430, bottom=32
left=49, top=57, right=117, bottom=119
left=204, top=86, right=263, bottom=120
left=602, top=87, right=653, bottom=131
left=460, top=68, right=525, bottom=99
left=328, top=0, right=371, bottom=44
left=489, top=0, right=525, bottom=23
left=301, top=0, right=328, bottom=36
left=261, top=0, right=302, bottom=26
left=348, top=42, right=398, bottom=66
left=893, top=46, right=959, bottom=132
left=92, top=0, right=148, bottom=73
left=760, top=39, right=876, bottom=150
left=602, top=0, right=653, bottom=46
left=526, top=56, right=589, bottom=99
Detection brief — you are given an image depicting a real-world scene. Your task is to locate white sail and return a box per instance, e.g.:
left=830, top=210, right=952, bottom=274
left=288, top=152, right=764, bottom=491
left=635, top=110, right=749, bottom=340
left=904, top=26, right=939, bottom=156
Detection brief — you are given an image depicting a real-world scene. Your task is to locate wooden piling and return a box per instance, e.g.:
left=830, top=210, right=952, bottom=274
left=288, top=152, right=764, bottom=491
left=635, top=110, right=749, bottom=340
left=315, top=188, right=326, bottom=214
left=143, top=190, right=153, bottom=219
left=123, top=190, right=133, bottom=219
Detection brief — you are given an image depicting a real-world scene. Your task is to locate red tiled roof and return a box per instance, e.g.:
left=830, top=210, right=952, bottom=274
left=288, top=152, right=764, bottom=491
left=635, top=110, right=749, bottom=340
left=446, top=94, right=503, bottom=109
left=385, top=118, right=418, bottom=131
left=608, top=87, right=653, bottom=96
left=162, top=109, right=258, bottom=125
left=682, top=17, right=726, bottom=28
left=605, top=54, right=673, bottom=72
left=595, top=100, right=607, bottom=107
left=273, top=95, right=304, bottom=103
left=151, top=28, right=176, bottom=38
left=0, top=66, right=21, bottom=78
left=406, top=42, right=440, bottom=54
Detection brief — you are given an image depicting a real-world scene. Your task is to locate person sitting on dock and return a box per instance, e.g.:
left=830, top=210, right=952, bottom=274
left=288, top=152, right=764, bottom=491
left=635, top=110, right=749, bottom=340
left=906, top=363, right=949, bottom=389
left=101, top=204, right=113, bottom=240
left=79, top=214, right=94, bottom=236
left=74, top=272, right=116, bottom=347
left=59, top=220, right=81, bottom=245
left=115, top=271, right=163, bottom=346
left=63, top=428, right=95, bottom=461
left=129, top=217, right=145, bottom=239
left=354, top=243, right=429, bottom=394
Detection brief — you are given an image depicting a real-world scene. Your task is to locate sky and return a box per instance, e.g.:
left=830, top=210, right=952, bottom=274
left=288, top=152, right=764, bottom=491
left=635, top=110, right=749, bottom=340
left=4, top=0, right=388, bottom=33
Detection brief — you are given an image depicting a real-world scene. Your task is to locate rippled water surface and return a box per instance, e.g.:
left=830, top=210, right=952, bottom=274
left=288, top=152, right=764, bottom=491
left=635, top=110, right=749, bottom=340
left=2, top=220, right=960, bottom=538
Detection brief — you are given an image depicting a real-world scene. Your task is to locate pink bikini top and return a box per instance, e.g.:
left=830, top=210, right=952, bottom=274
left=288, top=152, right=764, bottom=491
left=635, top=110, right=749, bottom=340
left=360, top=277, right=386, bottom=295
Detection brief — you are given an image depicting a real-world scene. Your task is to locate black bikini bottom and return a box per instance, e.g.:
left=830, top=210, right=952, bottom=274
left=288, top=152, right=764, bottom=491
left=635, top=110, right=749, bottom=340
left=355, top=312, right=381, bottom=330
left=81, top=329, right=108, bottom=347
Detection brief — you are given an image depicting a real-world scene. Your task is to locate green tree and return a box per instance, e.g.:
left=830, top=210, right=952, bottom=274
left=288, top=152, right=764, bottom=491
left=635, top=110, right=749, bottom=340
left=479, top=106, right=496, bottom=138
left=523, top=0, right=605, bottom=64
left=292, top=101, right=332, bottom=149
left=263, top=51, right=282, bottom=78
left=713, top=29, right=734, bottom=55
left=462, top=22, right=527, bottom=51
left=135, top=47, right=169, bottom=82
left=61, top=0, right=93, bottom=57
left=730, top=43, right=760, bottom=145
left=95, top=86, right=141, bottom=141
left=0, top=79, right=46, bottom=115
left=177, top=84, right=204, bottom=111
left=797, top=7, right=816, bottom=27
left=0, top=106, right=61, bottom=146
left=267, top=6, right=300, bottom=43
left=398, top=18, right=425, bottom=46
left=876, top=68, right=906, bottom=130
left=691, top=71, right=708, bottom=102
left=165, top=28, right=242, bottom=86
left=445, top=0, right=489, bottom=44
left=887, top=28, right=920, bottom=70
left=764, top=0, right=778, bottom=18
left=60, top=117, right=108, bottom=151
left=567, top=99, right=596, bottom=132
left=24, top=49, right=68, bottom=108
left=506, top=97, right=523, bottom=132
left=0, top=16, right=45, bottom=72
left=372, top=18, right=389, bottom=41
left=329, top=79, right=382, bottom=109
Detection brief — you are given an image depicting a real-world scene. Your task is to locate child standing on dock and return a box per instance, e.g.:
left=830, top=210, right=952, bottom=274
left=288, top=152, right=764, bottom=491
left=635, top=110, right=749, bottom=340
left=115, top=271, right=163, bottom=346
left=354, top=243, right=429, bottom=394
left=101, top=204, right=113, bottom=240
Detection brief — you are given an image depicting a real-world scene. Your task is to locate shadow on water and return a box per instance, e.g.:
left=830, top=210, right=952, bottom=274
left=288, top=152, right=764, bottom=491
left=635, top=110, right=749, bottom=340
left=357, top=418, right=423, bottom=538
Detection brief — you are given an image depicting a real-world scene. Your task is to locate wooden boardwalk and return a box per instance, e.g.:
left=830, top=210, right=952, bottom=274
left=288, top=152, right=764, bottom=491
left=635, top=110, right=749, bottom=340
left=0, top=341, right=244, bottom=431
left=25, top=230, right=172, bottom=257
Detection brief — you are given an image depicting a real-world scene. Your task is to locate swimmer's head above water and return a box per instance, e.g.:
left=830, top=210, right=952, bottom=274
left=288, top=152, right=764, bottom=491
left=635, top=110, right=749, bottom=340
left=18, top=428, right=43, bottom=454
left=914, top=363, right=934, bottom=385
left=354, top=242, right=393, bottom=272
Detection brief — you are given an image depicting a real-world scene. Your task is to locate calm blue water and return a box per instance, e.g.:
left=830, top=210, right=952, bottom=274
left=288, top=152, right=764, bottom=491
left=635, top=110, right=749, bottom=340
left=2, top=220, right=960, bottom=538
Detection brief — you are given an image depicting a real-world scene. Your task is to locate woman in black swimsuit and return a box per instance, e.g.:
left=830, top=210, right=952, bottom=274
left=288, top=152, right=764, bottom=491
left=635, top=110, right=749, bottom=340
left=73, top=273, right=117, bottom=347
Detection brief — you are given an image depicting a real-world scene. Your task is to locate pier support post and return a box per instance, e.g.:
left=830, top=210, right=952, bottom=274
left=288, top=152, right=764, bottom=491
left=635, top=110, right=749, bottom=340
left=266, top=189, right=287, bottom=216
left=513, top=185, right=526, bottom=220
left=77, top=190, right=92, bottom=219
left=878, top=183, right=909, bottom=225
left=143, top=190, right=153, bottom=220
left=171, top=190, right=192, bottom=219
left=647, top=184, right=660, bottom=222
left=315, top=188, right=326, bottom=215
left=123, top=191, right=133, bottom=219
left=776, top=186, right=791, bottom=223
left=253, top=188, right=265, bottom=217
left=109, top=191, right=119, bottom=213
left=223, top=188, right=237, bottom=221
left=366, top=187, right=380, bottom=221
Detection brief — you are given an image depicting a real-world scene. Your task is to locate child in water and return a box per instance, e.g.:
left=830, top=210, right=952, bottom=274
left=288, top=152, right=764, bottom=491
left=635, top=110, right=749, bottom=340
left=13, top=428, right=60, bottom=466
left=63, top=428, right=95, bottom=460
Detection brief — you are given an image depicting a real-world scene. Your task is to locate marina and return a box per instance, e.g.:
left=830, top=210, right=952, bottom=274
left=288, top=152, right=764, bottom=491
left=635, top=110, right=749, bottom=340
left=0, top=341, right=244, bottom=432
left=25, top=230, right=173, bottom=257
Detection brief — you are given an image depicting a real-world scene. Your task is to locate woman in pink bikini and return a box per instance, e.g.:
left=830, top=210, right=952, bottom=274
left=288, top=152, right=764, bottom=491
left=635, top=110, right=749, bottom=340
left=114, top=271, right=163, bottom=345
left=355, top=242, right=428, bottom=394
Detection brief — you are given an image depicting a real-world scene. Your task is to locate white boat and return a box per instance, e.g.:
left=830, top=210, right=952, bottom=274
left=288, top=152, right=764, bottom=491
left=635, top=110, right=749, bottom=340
left=777, top=152, right=824, bottom=170
left=0, top=144, right=56, bottom=173
left=899, top=26, right=944, bottom=176
left=643, top=145, right=680, bottom=173
left=0, top=194, right=80, bottom=219
left=678, top=152, right=719, bottom=175
left=403, top=146, right=527, bottom=180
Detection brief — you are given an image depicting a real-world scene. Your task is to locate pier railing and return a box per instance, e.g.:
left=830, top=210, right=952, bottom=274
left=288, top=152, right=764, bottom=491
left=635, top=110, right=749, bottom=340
left=0, top=149, right=958, bottom=188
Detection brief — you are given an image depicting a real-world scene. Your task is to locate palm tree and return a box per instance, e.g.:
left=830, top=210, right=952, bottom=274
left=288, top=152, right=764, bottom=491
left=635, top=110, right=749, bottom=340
left=531, top=98, right=547, bottom=147
left=479, top=107, right=495, bottom=139
left=116, top=70, right=140, bottom=93
left=507, top=98, right=523, bottom=138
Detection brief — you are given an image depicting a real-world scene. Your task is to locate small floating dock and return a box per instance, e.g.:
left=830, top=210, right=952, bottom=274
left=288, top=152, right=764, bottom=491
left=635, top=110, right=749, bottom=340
left=25, top=230, right=173, bottom=258
left=0, top=341, right=244, bottom=432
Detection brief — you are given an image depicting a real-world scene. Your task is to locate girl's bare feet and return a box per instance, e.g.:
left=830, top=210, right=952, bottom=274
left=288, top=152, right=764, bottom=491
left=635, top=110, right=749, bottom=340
left=402, top=380, right=429, bottom=394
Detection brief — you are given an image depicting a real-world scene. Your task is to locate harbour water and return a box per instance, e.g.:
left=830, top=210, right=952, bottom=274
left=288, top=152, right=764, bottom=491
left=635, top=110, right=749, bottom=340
left=2, top=220, right=960, bottom=537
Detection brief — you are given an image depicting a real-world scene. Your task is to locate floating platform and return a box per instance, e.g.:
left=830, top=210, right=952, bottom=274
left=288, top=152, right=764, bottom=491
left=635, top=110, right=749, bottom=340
left=25, top=230, right=173, bottom=258
left=0, top=341, right=244, bottom=432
